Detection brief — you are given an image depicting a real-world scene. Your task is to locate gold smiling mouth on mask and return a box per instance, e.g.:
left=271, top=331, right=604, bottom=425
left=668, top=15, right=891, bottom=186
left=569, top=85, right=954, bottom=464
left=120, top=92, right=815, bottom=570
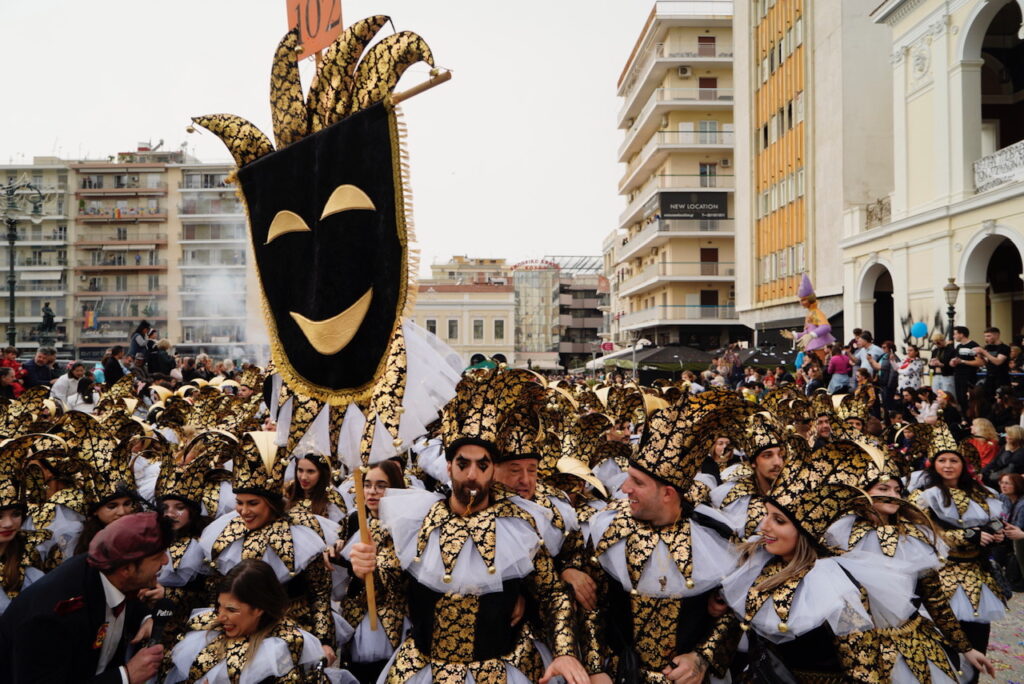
left=290, top=288, right=373, bottom=355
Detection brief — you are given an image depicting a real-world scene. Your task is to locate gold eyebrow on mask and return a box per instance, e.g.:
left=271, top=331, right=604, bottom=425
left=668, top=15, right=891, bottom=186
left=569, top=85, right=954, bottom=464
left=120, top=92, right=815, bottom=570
left=321, top=184, right=376, bottom=219
left=265, top=210, right=311, bottom=245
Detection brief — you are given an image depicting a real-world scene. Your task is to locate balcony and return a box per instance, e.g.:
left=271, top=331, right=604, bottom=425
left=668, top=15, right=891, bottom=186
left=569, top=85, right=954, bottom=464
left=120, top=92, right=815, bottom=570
left=974, top=139, right=1024, bottom=193
left=77, top=181, right=167, bottom=197
left=620, top=86, right=734, bottom=134
left=620, top=174, right=734, bottom=227
left=11, top=283, right=67, bottom=294
left=15, top=258, right=67, bottom=269
left=178, top=179, right=232, bottom=190
left=620, top=129, right=734, bottom=191
left=76, top=231, right=168, bottom=246
left=177, top=200, right=243, bottom=217
left=78, top=208, right=166, bottom=222
left=75, top=258, right=167, bottom=271
left=4, top=230, right=69, bottom=245
left=75, top=286, right=167, bottom=296
left=617, top=219, right=734, bottom=261
left=620, top=40, right=735, bottom=101
left=558, top=315, right=604, bottom=329
left=618, top=260, right=735, bottom=297
left=178, top=259, right=246, bottom=269
left=618, top=304, right=738, bottom=330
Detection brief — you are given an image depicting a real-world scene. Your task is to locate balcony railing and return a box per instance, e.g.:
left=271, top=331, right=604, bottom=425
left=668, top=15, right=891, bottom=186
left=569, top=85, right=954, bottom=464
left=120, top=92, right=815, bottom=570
left=178, top=179, right=231, bottom=190
left=78, top=208, right=166, bottom=221
left=78, top=181, right=167, bottom=193
left=618, top=304, right=738, bottom=328
left=622, top=86, right=735, bottom=130
left=177, top=202, right=243, bottom=215
left=622, top=129, right=735, bottom=182
left=618, top=219, right=734, bottom=260
left=618, top=260, right=735, bottom=294
left=76, top=232, right=168, bottom=244
left=6, top=231, right=68, bottom=242
left=621, top=40, right=735, bottom=98
left=974, top=139, right=1024, bottom=193
left=76, top=258, right=168, bottom=268
left=17, top=258, right=67, bottom=267
left=12, top=282, right=67, bottom=292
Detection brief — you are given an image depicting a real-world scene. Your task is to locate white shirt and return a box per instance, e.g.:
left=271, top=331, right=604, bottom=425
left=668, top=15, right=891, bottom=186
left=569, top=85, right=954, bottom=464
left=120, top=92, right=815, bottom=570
left=96, top=573, right=130, bottom=684
left=50, top=373, right=80, bottom=406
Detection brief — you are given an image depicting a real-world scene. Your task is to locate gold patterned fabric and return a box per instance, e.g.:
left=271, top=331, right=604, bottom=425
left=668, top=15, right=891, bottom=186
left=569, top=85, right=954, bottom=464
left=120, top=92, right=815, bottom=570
left=208, top=511, right=333, bottom=643
left=383, top=623, right=544, bottom=684
left=341, top=516, right=407, bottom=649
left=182, top=613, right=307, bottom=683
left=1, top=529, right=47, bottom=599
left=232, top=431, right=287, bottom=502
left=721, top=475, right=767, bottom=540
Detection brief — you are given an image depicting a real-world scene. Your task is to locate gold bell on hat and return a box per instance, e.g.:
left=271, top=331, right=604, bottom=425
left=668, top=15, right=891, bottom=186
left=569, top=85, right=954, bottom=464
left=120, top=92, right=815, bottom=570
left=685, top=578, right=695, bottom=589
left=777, top=621, right=789, bottom=633
left=442, top=573, right=452, bottom=584
left=487, top=566, right=496, bottom=575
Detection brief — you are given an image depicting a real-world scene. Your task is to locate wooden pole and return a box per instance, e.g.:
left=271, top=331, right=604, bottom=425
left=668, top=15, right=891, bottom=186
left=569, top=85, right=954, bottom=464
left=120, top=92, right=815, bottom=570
left=391, top=70, right=452, bottom=106
left=352, top=465, right=378, bottom=630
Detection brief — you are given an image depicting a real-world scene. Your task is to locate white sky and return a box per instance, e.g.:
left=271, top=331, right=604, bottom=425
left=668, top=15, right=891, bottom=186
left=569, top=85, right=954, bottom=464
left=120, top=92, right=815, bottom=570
left=0, top=1, right=651, bottom=276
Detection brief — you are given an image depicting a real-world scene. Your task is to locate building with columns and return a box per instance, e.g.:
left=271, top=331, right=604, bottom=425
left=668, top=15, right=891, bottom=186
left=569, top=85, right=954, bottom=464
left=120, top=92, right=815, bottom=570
left=840, top=0, right=1024, bottom=343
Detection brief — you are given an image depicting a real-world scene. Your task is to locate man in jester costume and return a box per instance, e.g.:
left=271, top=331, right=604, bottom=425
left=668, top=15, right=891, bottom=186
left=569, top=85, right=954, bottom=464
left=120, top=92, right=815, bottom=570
left=784, top=273, right=835, bottom=364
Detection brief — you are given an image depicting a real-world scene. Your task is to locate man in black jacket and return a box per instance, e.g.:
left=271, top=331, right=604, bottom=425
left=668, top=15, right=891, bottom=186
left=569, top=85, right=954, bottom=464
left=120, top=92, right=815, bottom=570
left=0, top=512, right=169, bottom=683
left=21, top=346, right=57, bottom=389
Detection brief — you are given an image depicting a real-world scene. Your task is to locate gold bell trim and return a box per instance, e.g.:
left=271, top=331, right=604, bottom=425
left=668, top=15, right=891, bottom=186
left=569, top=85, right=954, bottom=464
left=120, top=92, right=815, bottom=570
left=442, top=573, right=452, bottom=583
left=778, top=621, right=789, bottom=633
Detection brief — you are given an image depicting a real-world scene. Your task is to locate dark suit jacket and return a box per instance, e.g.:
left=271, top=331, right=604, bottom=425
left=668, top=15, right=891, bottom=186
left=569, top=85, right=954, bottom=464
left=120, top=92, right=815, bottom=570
left=0, top=554, right=146, bottom=683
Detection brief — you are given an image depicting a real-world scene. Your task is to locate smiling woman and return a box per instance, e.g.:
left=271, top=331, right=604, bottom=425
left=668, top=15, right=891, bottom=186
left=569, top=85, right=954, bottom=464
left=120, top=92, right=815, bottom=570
left=164, top=559, right=332, bottom=684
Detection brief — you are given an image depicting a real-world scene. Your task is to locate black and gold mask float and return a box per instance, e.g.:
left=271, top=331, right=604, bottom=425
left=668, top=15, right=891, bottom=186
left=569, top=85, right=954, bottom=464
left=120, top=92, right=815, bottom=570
left=193, top=17, right=436, bottom=404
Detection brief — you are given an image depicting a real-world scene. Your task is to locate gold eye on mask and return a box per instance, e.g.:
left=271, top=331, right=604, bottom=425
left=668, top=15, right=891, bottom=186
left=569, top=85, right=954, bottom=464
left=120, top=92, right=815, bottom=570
left=265, top=210, right=311, bottom=245
left=321, top=184, right=375, bottom=219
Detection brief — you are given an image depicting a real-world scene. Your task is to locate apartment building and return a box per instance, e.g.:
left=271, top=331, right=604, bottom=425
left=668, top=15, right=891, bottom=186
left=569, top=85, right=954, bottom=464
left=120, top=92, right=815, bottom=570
left=1, top=144, right=262, bottom=360
left=605, top=0, right=749, bottom=352
left=0, top=160, right=71, bottom=348
left=733, top=0, right=893, bottom=344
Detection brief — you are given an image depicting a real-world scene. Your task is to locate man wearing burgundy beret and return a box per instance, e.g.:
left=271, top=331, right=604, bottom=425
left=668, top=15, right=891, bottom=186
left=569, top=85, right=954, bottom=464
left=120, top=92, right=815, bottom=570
left=0, top=512, right=170, bottom=683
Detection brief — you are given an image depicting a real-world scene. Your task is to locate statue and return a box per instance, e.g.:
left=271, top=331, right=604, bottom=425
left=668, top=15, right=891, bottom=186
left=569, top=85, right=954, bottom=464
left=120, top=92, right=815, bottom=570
left=781, top=274, right=834, bottom=363
left=40, top=302, right=55, bottom=333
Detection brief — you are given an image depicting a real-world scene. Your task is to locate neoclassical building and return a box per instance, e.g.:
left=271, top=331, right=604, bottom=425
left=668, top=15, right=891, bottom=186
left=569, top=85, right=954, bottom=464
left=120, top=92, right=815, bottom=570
left=841, top=0, right=1024, bottom=342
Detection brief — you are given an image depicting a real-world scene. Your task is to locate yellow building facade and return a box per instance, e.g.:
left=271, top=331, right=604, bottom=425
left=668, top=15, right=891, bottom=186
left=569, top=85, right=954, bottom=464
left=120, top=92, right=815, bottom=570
left=841, top=0, right=1024, bottom=342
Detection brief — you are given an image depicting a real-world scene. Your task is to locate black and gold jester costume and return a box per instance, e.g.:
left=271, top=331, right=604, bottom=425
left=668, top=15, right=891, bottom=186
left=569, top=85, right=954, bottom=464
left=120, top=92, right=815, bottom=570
left=10, top=433, right=86, bottom=569
left=373, top=369, right=578, bottom=683
left=718, top=440, right=921, bottom=683
left=154, top=430, right=238, bottom=646
left=709, top=408, right=783, bottom=543
left=199, top=432, right=340, bottom=649
left=0, top=469, right=48, bottom=615
left=906, top=423, right=1007, bottom=665
left=823, top=438, right=971, bottom=683
left=579, top=398, right=743, bottom=682
left=164, top=609, right=330, bottom=683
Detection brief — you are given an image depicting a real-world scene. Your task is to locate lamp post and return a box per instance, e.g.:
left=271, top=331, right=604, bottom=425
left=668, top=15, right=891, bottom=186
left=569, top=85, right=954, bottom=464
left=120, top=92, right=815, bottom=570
left=943, top=277, right=960, bottom=341
left=631, top=337, right=651, bottom=381
left=2, top=178, right=47, bottom=348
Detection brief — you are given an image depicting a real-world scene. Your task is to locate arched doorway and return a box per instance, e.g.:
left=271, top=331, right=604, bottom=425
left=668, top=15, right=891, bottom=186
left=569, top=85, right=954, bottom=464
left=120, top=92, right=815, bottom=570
left=961, top=231, right=1024, bottom=342
left=979, top=4, right=1024, bottom=154
left=858, top=262, right=895, bottom=344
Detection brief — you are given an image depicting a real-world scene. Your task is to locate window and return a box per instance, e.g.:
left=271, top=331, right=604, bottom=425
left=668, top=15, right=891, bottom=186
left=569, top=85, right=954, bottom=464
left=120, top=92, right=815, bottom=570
left=473, top=319, right=484, bottom=340
left=698, top=36, right=716, bottom=57
left=447, top=319, right=458, bottom=340
left=494, top=319, right=505, bottom=340
left=114, top=276, right=128, bottom=291
left=148, top=275, right=160, bottom=290
left=116, top=227, right=127, bottom=240
left=794, top=17, right=803, bottom=46
left=426, top=319, right=437, bottom=335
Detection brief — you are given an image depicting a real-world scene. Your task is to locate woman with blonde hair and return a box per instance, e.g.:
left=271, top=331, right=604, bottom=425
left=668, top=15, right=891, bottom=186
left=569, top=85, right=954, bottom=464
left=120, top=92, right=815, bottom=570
left=982, top=425, right=1024, bottom=486
left=969, top=418, right=1000, bottom=470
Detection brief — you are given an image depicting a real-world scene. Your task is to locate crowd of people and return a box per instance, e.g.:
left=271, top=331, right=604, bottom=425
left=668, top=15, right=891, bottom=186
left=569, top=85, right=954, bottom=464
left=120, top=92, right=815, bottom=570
left=0, top=320, right=1020, bottom=683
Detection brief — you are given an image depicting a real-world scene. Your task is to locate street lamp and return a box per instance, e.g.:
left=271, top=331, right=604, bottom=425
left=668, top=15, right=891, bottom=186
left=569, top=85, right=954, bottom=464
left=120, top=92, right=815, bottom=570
left=631, top=337, right=651, bottom=380
left=2, top=177, right=47, bottom=348
left=943, top=277, right=960, bottom=341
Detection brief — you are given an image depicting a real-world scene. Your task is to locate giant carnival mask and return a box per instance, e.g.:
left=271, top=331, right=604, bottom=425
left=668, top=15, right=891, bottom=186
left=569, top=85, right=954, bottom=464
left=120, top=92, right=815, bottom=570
left=193, top=18, right=432, bottom=404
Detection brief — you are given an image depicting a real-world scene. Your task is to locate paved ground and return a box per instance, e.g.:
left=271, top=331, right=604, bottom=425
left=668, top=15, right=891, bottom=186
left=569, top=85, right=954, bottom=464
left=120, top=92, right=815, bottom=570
left=985, top=592, right=1024, bottom=682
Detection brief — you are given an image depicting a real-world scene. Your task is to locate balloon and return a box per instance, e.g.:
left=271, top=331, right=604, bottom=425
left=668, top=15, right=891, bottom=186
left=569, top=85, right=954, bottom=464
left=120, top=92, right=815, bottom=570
left=910, top=321, right=928, bottom=338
